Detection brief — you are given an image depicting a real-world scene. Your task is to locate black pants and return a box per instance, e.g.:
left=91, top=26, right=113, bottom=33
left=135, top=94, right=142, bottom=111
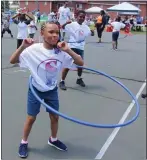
left=17, top=39, right=23, bottom=49
left=2, top=28, right=12, bottom=36
left=29, top=34, right=35, bottom=38
left=96, top=24, right=104, bottom=38
left=37, top=17, right=40, bottom=23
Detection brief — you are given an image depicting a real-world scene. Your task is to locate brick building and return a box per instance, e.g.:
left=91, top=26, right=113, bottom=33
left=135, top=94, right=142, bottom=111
left=19, top=1, right=146, bottom=20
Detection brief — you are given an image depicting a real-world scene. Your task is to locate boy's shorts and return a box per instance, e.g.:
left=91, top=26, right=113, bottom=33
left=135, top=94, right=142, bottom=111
left=71, top=48, right=84, bottom=59
left=112, top=31, right=119, bottom=41
left=27, top=86, right=59, bottom=116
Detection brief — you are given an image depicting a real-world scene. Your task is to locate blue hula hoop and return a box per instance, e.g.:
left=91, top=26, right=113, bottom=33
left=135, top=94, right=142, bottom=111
left=29, top=66, right=140, bottom=128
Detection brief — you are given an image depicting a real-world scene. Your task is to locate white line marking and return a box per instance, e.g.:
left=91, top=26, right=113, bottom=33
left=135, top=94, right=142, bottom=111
left=95, top=81, right=146, bottom=159
left=13, top=70, right=26, bottom=73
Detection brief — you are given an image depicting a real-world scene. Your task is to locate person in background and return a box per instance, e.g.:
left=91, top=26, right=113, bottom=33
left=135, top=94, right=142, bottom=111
left=111, top=16, right=125, bottom=50
left=1, top=16, right=13, bottom=38
left=136, top=15, right=142, bottom=24
left=59, top=10, right=94, bottom=90
left=12, top=13, right=33, bottom=48
left=95, top=10, right=106, bottom=43
left=57, top=1, right=71, bottom=40
left=36, top=10, right=41, bottom=23
left=28, top=17, right=37, bottom=38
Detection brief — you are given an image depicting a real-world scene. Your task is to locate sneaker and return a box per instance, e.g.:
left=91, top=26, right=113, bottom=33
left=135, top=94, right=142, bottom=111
left=141, top=93, right=147, bottom=99
left=48, top=138, right=67, bottom=151
left=76, top=78, right=86, bottom=87
left=18, top=143, right=28, bottom=158
left=59, top=81, right=67, bottom=90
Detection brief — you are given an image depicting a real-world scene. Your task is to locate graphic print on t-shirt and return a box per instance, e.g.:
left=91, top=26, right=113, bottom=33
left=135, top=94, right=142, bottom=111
left=75, top=28, right=85, bottom=41
left=37, top=59, right=62, bottom=86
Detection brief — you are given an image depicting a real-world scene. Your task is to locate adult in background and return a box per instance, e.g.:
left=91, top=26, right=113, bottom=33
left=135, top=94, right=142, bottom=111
left=12, top=13, right=33, bottom=48
left=58, top=1, right=71, bottom=40
left=36, top=10, right=41, bottom=23
left=95, top=10, right=106, bottom=43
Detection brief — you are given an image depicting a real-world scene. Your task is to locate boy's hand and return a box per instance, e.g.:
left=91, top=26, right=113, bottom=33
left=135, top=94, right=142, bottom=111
left=21, top=38, right=34, bottom=49
left=57, top=41, right=70, bottom=52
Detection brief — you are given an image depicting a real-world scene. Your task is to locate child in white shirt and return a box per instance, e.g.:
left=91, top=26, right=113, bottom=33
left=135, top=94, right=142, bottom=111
left=10, top=21, right=83, bottom=158
left=59, top=10, right=94, bottom=90
left=28, top=19, right=37, bottom=38
left=111, top=16, right=126, bottom=50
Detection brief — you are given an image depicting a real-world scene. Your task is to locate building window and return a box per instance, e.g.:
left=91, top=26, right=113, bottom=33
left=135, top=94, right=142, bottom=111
left=25, top=1, right=28, bottom=5
left=44, top=1, right=47, bottom=5
left=76, top=4, right=82, bottom=9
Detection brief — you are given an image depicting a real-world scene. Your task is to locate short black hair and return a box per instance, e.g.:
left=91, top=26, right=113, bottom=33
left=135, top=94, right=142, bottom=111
left=77, top=10, right=86, bottom=16
left=116, top=16, right=121, bottom=22
left=100, top=10, right=105, bottom=15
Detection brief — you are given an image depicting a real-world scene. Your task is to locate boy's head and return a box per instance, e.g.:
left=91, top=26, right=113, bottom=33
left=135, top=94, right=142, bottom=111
left=64, top=1, right=69, bottom=7
left=19, top=14, right=26, bottom=21
left=100, top=10, right=105, bottom=16
left=116, top=16, right=121, bottom=22
left=77, top=10, right=86, bottom=25
left=41, top=22, right=59, bottom=46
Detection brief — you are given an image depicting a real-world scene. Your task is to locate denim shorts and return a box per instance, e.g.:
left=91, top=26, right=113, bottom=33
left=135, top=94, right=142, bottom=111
left=71, top=48, right=84, bottom=59
left=112, top=31, right=119, bottom=41
left=27, top=86, right=59, bottom=116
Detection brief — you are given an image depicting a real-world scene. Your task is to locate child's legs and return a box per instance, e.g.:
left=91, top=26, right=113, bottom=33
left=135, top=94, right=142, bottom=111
left=112, top=31, right=119, bottom=49
left=29, top=33, right=35, bottom=38
left=115, top=32, right=119, bottom=49
left=44, top=87, right=59, bottom=138
left=61, top=68, right=70, bottom=80
left=71, top=48, right=84, bottom=77
left=22, top=87, right=41, bottom=141
left=2, top=28, right=6, bottom=35
left=7, top=28, right=12, bottom=35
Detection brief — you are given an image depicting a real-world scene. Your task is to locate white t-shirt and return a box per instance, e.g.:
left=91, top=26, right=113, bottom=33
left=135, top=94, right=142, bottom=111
left=111, top=22, right=125, bottom=32
left=3, top=20, right=10, bottom=29
left=28, top=21, right=36, bottom=34
left=65, top=22, right=91, bottom=50
left=17, top=21, right=28, bottom=39
left=58, top=6, right=70, bottom=25
left=19, top=43, right=75, bottom=92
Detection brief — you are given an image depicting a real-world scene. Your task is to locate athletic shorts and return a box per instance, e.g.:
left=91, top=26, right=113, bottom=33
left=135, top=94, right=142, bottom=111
left=27, top=86, right=59, bottom=116
left=112, top=31, right=119, bottom=41
left=71, top=48, right=84, bottom=59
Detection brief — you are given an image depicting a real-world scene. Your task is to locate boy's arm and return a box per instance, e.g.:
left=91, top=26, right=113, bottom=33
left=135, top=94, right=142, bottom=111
left=10, top=38, right=34, bottom=64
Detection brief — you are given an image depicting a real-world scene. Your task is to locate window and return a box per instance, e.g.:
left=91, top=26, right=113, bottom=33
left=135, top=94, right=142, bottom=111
left=76, top=4, right=82, bottom=9
left=44, top=1, right=47, bottom=5
left=25, top=1, right=28, bottom=5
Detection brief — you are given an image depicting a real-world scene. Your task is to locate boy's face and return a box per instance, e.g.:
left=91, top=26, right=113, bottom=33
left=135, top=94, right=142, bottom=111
left=41, top=23, right=59, bottom=45
left=77, top=13, right=86, bottom=24
left=64, top=1, right=69, bottom=7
